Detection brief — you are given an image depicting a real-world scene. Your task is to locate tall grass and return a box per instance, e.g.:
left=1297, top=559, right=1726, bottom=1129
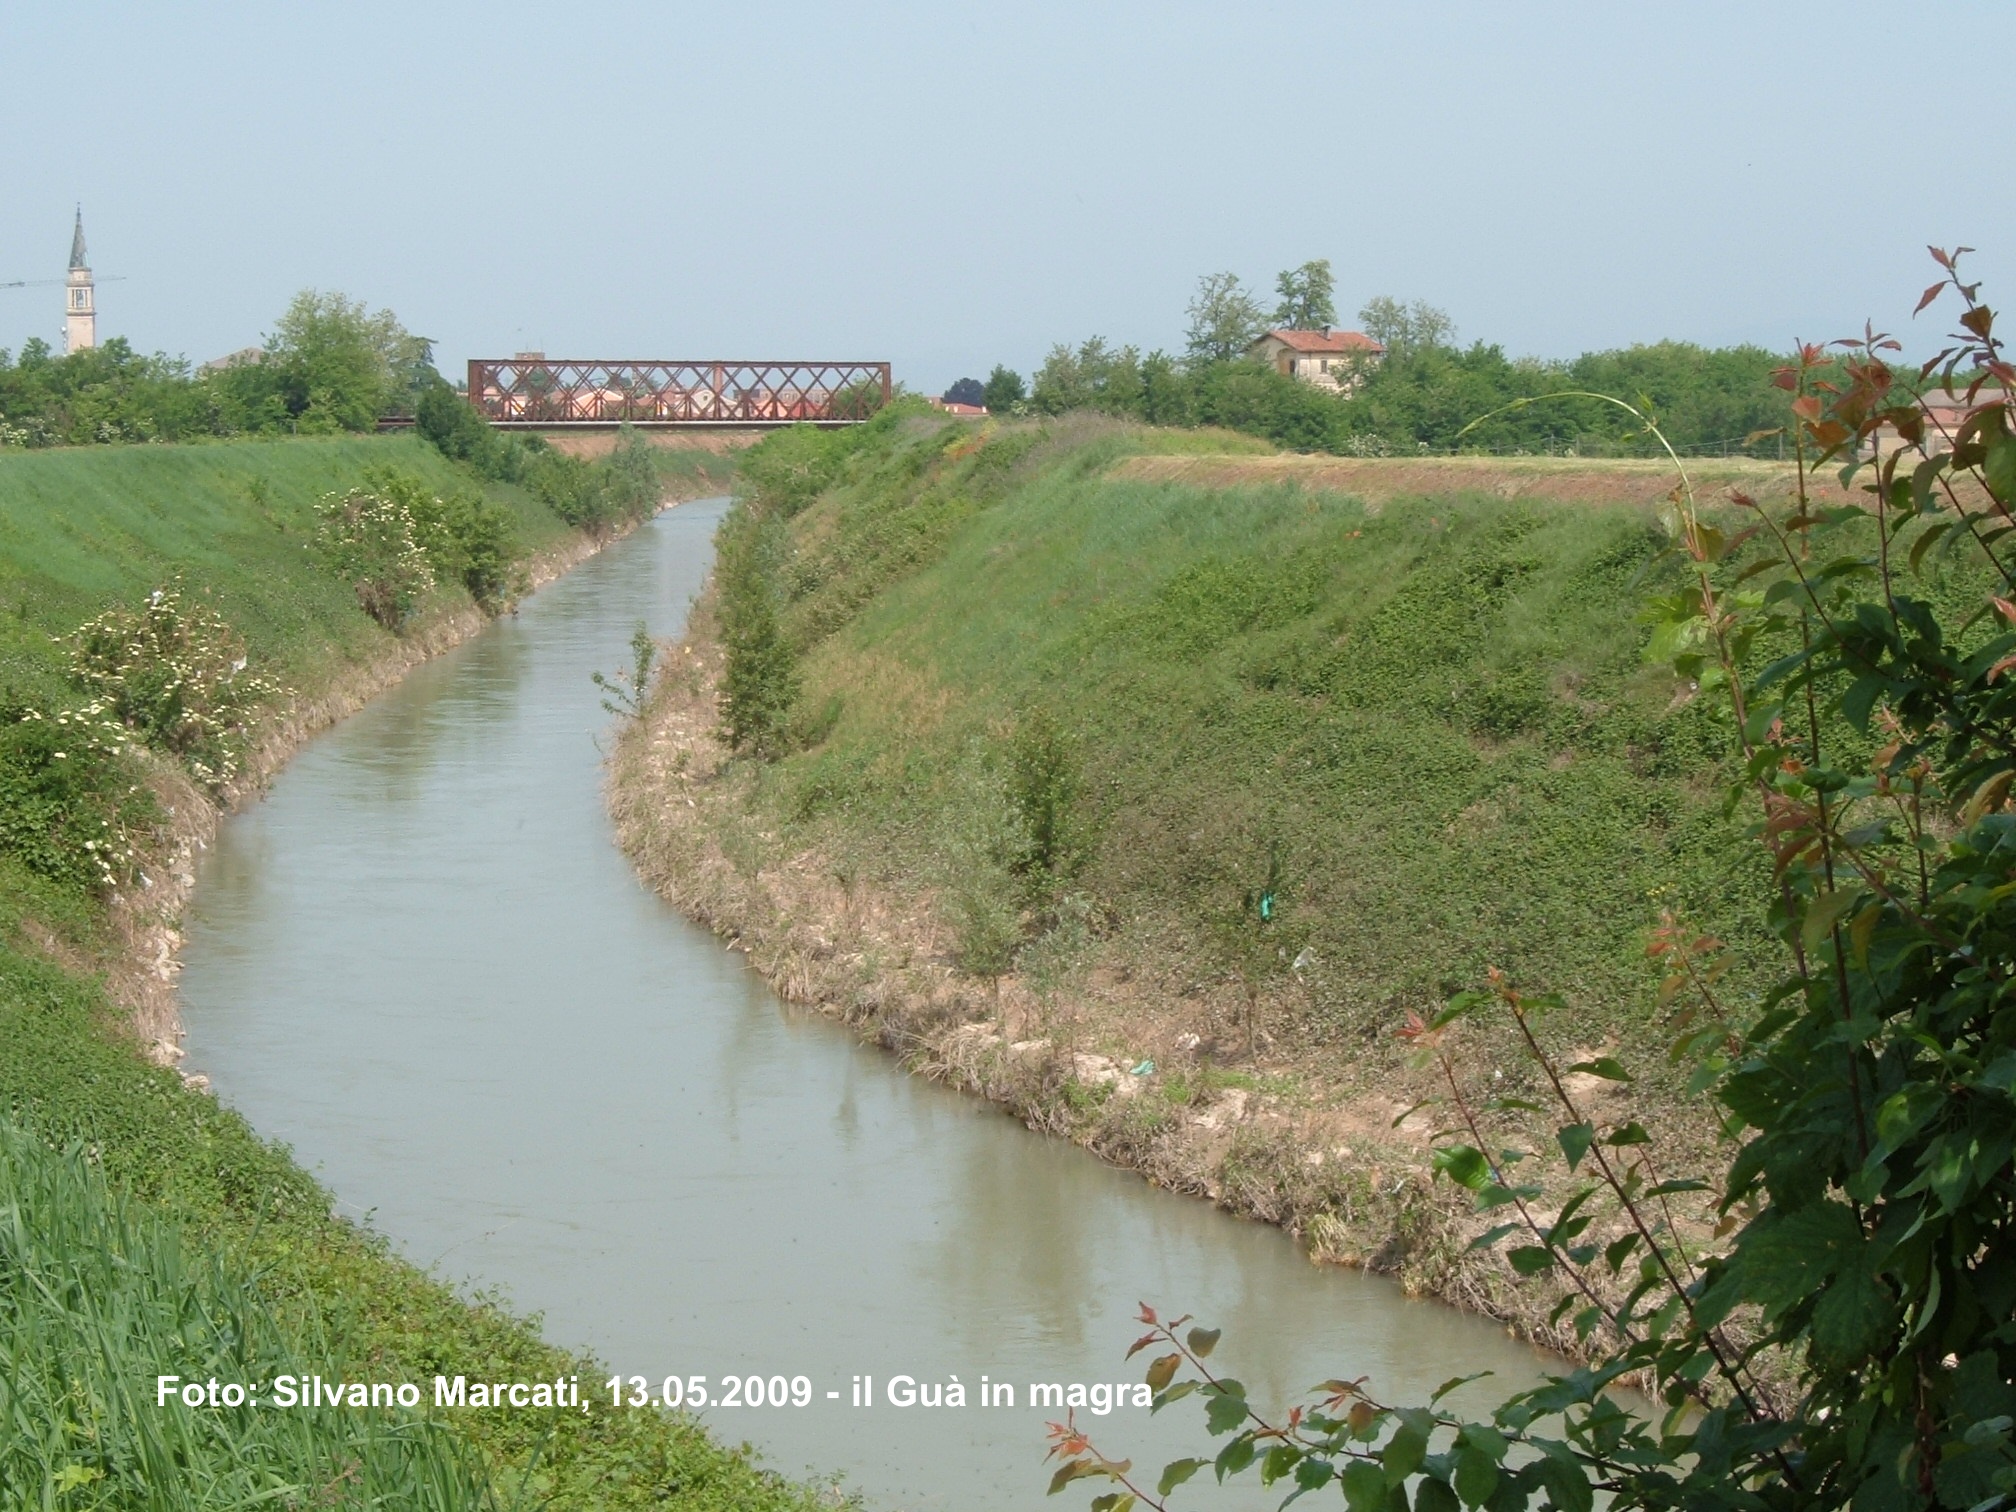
left=0, top=1118, right=492, bottom=1510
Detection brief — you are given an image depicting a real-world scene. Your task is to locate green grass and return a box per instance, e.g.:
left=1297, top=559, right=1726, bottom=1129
left=0, top=436, right=832, bottom=1509
left=0, top=435, right=569, bottom=704
left=729, top=417, right=1785, bottom=1107
left=0, top=1118, right=491, bottom=1510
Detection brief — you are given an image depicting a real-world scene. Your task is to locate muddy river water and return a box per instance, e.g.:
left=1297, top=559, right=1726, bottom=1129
left=179, top=500, right=1553, bottom=1509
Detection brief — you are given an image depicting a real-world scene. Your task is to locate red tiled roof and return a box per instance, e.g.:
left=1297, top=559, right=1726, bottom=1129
left=1258, top=328, right=1385, bottom=355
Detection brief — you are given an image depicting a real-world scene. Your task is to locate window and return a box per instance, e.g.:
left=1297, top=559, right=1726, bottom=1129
left=71, top=289, right=86, bottom=309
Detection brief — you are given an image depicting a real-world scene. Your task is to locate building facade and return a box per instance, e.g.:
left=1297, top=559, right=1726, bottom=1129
left=65, top=209, right=95, bottom=354
left=1246, top=327, right=1383, bottom=392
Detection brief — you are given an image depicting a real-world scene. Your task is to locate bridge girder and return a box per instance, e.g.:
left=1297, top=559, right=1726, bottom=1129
left=465, top=359, right=891, bottom=426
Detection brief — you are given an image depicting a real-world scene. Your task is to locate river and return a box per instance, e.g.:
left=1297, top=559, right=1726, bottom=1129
left=178, top=501, right=1554, bottom=1509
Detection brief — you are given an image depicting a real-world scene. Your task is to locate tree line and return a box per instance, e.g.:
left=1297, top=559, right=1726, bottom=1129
left=955, top=260, right=1795, bottom=459
left=0, top=290, right=434, bottom=447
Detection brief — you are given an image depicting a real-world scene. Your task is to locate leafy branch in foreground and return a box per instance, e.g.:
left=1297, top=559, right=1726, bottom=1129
left=1047, top=250, right=2016, bottom=1510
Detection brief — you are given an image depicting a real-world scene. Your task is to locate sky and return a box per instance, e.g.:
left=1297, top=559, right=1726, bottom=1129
left=3, top=1, right=2011, bottom=394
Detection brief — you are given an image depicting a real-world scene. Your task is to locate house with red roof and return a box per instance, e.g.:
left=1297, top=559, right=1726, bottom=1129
left=1247, top=327, right=1384, bottom=394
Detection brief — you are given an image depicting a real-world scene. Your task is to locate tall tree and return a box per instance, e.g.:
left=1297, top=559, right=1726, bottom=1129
left=941, top=377, right=985, bottom=407
left=263, top=291, right=432, bottom=433
left=981, top=365, right=1026, bottom=411
left=1184, top=272, right=1266, bottom=363
left=1271, top=259, right=1336, bottom=331
left=1357, top=294, right=1456, bottom=357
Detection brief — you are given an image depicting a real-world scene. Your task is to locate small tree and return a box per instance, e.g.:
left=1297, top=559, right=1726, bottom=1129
left=1185, top=272, right=1269, bottom=363
left=942, top=377, right=986, bottom=407
left=1272, top=259, right=1337, bottom=331
left=593, top=622, right=657, bottom=719
left=716, top=509, right=799, bottom=756
left=982, top=365, right=1027, bottom=411
left=1006, top=709, right=1087, bottom=905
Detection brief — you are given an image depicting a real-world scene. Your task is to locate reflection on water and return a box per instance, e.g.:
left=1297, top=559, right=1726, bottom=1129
left=179, top=503, right=1555, bottom=1510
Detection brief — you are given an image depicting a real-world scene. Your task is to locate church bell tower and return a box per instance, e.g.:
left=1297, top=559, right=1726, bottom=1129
left=65, top=207, right=96, bottom=354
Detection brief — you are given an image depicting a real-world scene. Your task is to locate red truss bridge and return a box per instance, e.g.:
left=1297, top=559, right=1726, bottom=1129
left=466, top=359, right=891, bottom=427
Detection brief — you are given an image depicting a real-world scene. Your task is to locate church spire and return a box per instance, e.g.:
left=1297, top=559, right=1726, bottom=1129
left=65, top=207, right=96, bottom=353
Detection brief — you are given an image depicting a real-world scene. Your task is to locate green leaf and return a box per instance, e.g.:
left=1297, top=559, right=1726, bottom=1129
left=1508, top=1245, right=1555, bottom=1276
left=1433, top=1145, right=1492, bottom=1191
left=1261, top=1443, right=1301, bottom=1485
left=1384, top=1422, right=1428, bottom=1484
left=1468, top=1223, right=1521, bottom=1252
left=1536, top=1454, right=1595, bottom=1512
left=1204, top=1381, right=1249, bottom=1435
left=1145, top=1352, right=1180, bottom=1393
left=1186, top=1326, right=1220, bottom=1359
left=1604, top=1233, right=1640, bottom=1272
left=1800, top=887, right=1862, bottom=956
left=1215, top=1434, right=1257, bottom=1479
left=1602, top=1121, right=1650, bottom=1147
left=1557, top=1123, right=1595, bottom=1171
left=1157, top=1459, right=1205, bottom=1497
left=1454, top=1448, right=1500, bottom=1508
left=1810, top=1259, right=1895, bottom=1366
left=1048, top=1459, right=1110, bottom=1495
left=1415, top=1475, right=1460, bottom=1512
left=1341, top=1460, right=1386, bottom=1511
left=1565, top=1057, right=1633, bottom=1083
left=1430, top=1372, right=1491, bottom=1405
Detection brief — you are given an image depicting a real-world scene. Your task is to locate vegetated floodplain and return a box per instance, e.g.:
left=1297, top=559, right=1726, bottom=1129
left=619, top=404, right=1970, bottom=1346
left=0, top=432, right=835, bottom=1509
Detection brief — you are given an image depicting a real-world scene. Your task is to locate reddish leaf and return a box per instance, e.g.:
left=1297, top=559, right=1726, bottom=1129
left=1916, top=282, right=1947, bottom=315
left=1125, top=1332, right=1159, bottom=1360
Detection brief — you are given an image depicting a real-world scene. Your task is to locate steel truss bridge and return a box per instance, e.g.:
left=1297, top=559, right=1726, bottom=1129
left=466, top=359, right=891, bottom=427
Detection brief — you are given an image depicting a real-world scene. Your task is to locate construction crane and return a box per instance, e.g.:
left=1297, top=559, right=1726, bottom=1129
left=0, top=275, right=127, bottom=291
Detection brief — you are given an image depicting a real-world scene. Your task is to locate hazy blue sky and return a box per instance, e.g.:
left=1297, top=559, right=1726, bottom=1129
left=4, top=2, right=2010, bottom=392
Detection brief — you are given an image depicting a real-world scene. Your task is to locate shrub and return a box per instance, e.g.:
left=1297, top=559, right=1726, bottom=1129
left=315, top=487, right=435, bottom=630
left=716, top=506, right=800, bottom=756
left=363, top=468, right=521, bottom=610
left=66, top=586, right=283, bottom=787
left=0, top=700, right=149, bottom=893
left=1006, top=710, right=1086, bottom=902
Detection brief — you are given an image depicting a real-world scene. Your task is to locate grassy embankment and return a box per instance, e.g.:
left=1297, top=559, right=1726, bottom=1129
left=0, top=436, right=837, bottom=1509
left=612, top=412, right=1886, bottom=1349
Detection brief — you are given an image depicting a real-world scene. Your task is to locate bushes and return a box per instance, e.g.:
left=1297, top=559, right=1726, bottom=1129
left=364, top=468, right=521, bottom=610
left=0, top=702, right=148, bottom=893
left=716, top=508, right=800, bottom=757
left=315, top=487, right=437, bottom=630
left=66, top=586, right=283, bottom=788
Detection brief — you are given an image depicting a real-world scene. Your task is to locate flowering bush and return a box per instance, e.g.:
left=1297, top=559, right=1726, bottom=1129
left=0, top=700, right=150, bottom=893
left=315, top=486, right=435, bottom=629
left=66, top=586, right=283, bottom=789
left=361, top=467, right=522, bottom=610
